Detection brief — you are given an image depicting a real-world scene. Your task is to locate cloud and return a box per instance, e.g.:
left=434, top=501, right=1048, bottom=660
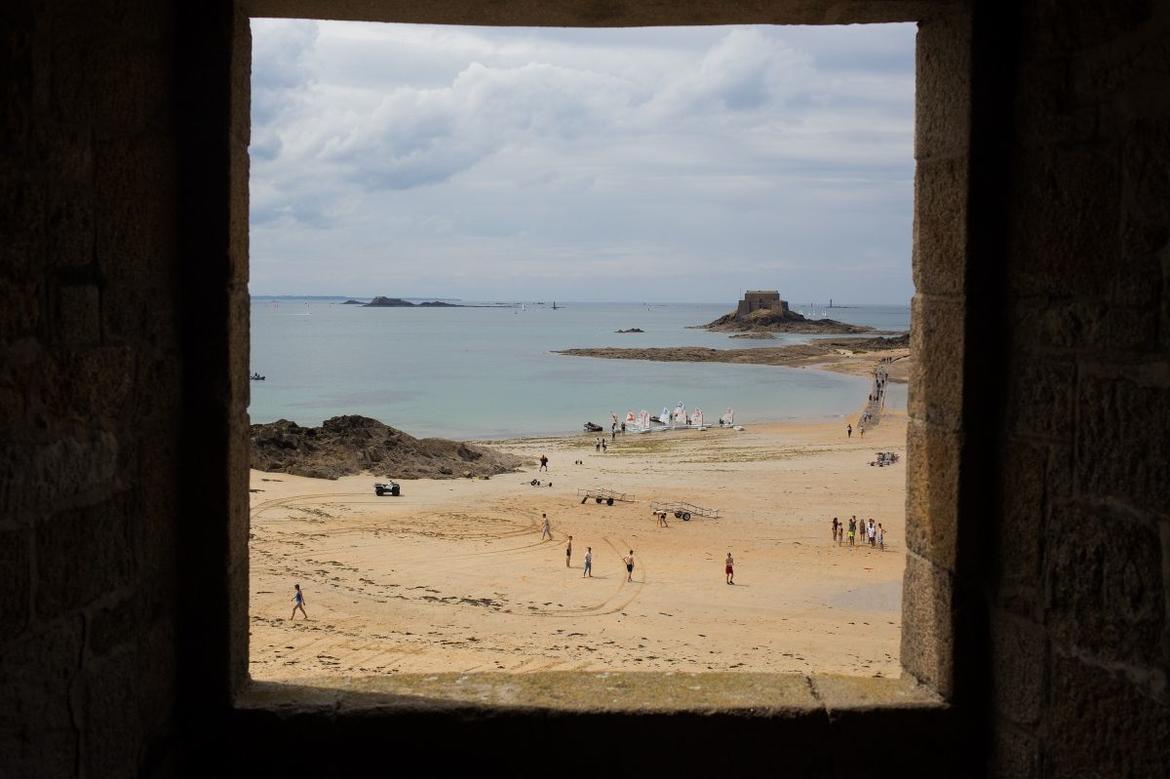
left=248, top=21, right=916, bottom=303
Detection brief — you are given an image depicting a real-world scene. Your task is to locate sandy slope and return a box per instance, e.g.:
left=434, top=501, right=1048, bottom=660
left=249, top=410, right=907, bottom=683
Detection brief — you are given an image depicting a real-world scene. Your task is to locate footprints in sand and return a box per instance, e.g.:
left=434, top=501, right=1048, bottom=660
left=250, top=487, right=903, bottom=680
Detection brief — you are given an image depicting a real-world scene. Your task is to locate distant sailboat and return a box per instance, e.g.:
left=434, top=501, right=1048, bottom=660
left=552, top=301, right=558, bottom=310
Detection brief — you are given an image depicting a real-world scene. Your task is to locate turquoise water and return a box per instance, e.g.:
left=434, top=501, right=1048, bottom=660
left=249, top=300, right=909, bottom=439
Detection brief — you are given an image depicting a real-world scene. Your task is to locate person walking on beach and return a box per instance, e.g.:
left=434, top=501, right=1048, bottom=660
left=540, top=513, right=552, bottom=541
left=539, top=454, right=548, bottom=472
left=847, top=424, right=852, bottom=438
left=601, top=439, right=607, bottom=453
left=623, top=550, right=635, bottom=582
left=832, top=516, right=840, bottom=543
left=877, top=523, right=885, bottom=551
left=725, top=552, right=735, bottom=585
left=565, top=535, right=573, bottom=567
left=868, top=518, right=876, bottom=547
left=848, top=516, right=857, bottom=547
left=595, top=438, right=601, bottom=452
left=290, top=584, right=308, bottom=620
left=583, top=547, right=592, bottom=577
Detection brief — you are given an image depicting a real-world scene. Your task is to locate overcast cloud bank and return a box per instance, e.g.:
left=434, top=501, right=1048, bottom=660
left=250, top=21, right=916, bottom=304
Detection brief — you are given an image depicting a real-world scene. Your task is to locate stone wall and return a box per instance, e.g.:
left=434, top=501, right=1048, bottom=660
left=1, top=0, right=1168, bottom=776
left=980, top=1, right=1170, bottom=773
left=0, top=1, right=185, bottom=774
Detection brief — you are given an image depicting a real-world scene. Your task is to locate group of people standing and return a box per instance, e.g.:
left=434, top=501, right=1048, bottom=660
left=831, top=515, right=886, bottom=550
left=543, top=513, right=636, bottom=582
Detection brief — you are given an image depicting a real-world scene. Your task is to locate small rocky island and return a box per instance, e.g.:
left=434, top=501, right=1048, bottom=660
left=615, top=328, right=644, bottom=333
left=362, top=296, right=462, bottom=307
left=250, top=415, right=523, bottom=480
left=341, top=299, right=365, bottom=305
left=700, top=290, right=871, bottom=334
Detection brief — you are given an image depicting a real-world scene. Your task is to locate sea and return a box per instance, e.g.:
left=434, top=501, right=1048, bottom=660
left=249, top=299, right=910, bottom=439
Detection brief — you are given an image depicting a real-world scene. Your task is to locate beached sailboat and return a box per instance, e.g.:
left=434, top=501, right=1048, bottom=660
left=623, top=402, right=715, bottom=433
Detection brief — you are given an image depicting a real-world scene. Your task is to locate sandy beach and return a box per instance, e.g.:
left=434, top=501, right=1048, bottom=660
left=249, top=405, right=908, bottom=687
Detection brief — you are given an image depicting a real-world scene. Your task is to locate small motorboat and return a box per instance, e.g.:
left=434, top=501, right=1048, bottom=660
left=583, top=421, right=604, bottom=433
left=250, top=372, right=266, bottom=381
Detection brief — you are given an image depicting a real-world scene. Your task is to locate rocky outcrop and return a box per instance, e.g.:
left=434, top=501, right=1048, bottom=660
left=363, top=297, right=415, bottom=307
left=250, top=415, right=524, bottom=480
left=342, top=299, right=365, bottom=305
left=701, top=307, right=871, bottom=334
left=615, top=328, right=644, bottom=333
left=729, top=331, right=776, bottom=339
left=555, top=333, right=909, bottom=376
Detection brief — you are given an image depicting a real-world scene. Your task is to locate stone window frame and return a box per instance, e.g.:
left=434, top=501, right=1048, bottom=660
left=210, top=0, right=973, bottom=719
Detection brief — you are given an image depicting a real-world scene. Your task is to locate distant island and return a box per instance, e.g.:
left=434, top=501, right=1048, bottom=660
left=699, top=290, right=872, bottom=334
left=342, top=299, right=364, bottom=305
left=363, top=296, right=462, bottom=308
left=615, top=328, right=644, bottom=333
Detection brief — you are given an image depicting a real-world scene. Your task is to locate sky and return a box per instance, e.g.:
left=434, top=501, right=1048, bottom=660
left=250, top=21, right=917, bottom=304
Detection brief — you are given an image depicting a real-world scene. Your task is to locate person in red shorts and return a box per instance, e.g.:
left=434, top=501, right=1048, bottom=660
left=725, top=552, right=735, bottom=585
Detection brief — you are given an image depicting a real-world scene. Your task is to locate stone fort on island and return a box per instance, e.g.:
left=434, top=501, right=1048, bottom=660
left=736, top=290, right=790, bottom=320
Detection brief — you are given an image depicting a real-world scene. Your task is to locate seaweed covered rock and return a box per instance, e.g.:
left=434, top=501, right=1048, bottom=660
left=250, top=415, right=523, bottom=480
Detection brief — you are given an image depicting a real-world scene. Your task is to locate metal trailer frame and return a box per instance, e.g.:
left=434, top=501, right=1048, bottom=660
left=650, top=501, right=720, bottom=521
left=577, top=487, right=635, bottom=506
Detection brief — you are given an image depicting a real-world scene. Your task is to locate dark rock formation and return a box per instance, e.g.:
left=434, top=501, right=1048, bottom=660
left=615, top=328, right=644, bottom=333
left=341, top=299, right=365, bottom=305
left=250, top=415, right=524, bottom=480
left=363, top=297, right=415, bottom=307
left=417, top=301, right=460, bottom=307
left=701, top=307, right=871, bottom=334
left=729, top=331, right=776, bottom=339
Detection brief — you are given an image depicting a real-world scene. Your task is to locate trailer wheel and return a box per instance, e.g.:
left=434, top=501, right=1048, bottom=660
left=607, top=498, right=614, bottom=506
left=596, top=497, right=603, bottom=504
left=674, top=511, right=683, bottom=519
left=682, top=512, right=691, bottom=521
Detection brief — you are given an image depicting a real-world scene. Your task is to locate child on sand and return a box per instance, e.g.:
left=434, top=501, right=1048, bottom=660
left=565, top=535, right=573, bottom=567
left=583, top=547, right=592, bottom=577
left=624, top=551, right=635, bottom=582
left=290, top=584, right=308, bottom=619
left=540, top=513, right=551, bottom=541
left=725, top=552, right=735, bottom=584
